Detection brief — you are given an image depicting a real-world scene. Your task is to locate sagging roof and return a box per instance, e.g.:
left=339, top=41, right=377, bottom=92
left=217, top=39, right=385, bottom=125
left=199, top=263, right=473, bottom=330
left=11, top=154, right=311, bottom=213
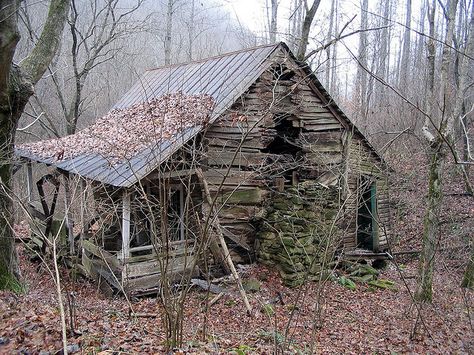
left=16, top=42, right=386, bottom=187
left=20, top=93, right=214, bottom=163
left=16, top=44, right=281, bottom=187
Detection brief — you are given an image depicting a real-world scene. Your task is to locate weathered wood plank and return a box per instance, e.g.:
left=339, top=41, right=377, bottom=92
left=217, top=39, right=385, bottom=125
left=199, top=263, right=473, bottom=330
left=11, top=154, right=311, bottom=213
left=214, top=188, right=269, bottom=205
left=82, top=239, right=121, bottom=271
left=125, top=261, right=198, bottom=291
left=125, top=242, right=194, bottom=264
left=204, top=169, right=264, bottom=188
left=303, top=142, right=343, bottom=153
left=304, top=123, right=342, bottom=131
left=207, top=124, right=259, bottom=135
left=206, top=137, right=265, bottom=149
left=124, top=254, right=195, bottom=279
left=207, top=151, right=274, bottom=167
left=305, top=152, right=343, bottom=165
left=217, top=206, right=261, bottom=222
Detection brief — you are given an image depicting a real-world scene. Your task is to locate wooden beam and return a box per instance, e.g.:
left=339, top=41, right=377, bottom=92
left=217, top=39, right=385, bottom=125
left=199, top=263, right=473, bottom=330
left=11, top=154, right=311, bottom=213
left=26, top=162, right=33, bottom=203
left=121, top=190, right=131, bottom=261
left=79, top=179, right=87, bottom=244
left=146, top=168, right=196, bottom=181
left=63, top=174, right=74, bottom=255
left=196, top=168, right=252, bottom=315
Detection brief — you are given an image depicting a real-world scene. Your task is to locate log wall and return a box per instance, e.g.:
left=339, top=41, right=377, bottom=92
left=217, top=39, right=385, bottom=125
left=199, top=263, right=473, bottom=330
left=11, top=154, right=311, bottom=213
left=203, top=48, right=391, bottom=259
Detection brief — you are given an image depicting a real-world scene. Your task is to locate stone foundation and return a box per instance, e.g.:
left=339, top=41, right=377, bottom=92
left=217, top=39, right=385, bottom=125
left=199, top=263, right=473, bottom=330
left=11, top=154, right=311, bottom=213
left=257, top=181, right=342, bottom=287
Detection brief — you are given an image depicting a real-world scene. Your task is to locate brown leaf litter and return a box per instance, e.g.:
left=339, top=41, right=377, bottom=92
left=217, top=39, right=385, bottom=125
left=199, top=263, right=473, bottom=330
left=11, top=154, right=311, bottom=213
left=19, top=92, right=215, bottom=164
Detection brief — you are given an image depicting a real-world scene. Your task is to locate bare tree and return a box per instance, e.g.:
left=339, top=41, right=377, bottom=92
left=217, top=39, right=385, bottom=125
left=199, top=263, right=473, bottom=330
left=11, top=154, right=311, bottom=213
left=355, top=0, right=369, bottom=120
left=398, top=0, right=412, bottom=88
left=415, top=0, right=459, bottom=303
left=0, top=0, right=71, bottom=290
left=324, top=0, right=337, bottom=92
left=63, top=0, right=145, bottom=135
left=296, top=0, right=321, bottom=60
left=375, top=0, right=391, bottom=106
left=164, top=0, right=174, bottom=65
left=267, top=0, right=279, bottom=43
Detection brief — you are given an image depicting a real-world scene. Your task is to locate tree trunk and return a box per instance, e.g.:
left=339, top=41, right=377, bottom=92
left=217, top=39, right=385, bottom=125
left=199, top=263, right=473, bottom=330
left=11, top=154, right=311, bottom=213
left=355, top=0, right=368, bottom=120
left=269, top=0, right=278, bottom=43
left=398, top=0, right=412, bottom=88
left=0, top=67, right=33, bottom=289
left=376, top=0, right=390, bottom=107
left=416, top=0, right=458, bottom=303
left=415, top=142, right=445, bottom=302
left=0, top=0, right=71, bottom=290
left=452, top=1, right=474, bottom=194
left=0, top=112, right=20, bottom=290
left=0, top=0, right=25, bottom=290
left=324, top=0, right=336, bottom=90
left=296, top=0, right=321, bottom=61
left=187, top=0, right=195, bottom=61
left=164, top=0, right=173, bottom=65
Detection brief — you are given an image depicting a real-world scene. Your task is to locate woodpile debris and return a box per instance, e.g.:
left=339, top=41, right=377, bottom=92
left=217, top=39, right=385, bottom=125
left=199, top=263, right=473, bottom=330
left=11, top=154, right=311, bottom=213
left=19, top=92, right=215, bottom=164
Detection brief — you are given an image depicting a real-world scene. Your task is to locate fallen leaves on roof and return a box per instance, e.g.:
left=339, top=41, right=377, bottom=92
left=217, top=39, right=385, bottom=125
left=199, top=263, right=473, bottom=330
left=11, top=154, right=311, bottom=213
left=19, top=92, right=215, bottom=164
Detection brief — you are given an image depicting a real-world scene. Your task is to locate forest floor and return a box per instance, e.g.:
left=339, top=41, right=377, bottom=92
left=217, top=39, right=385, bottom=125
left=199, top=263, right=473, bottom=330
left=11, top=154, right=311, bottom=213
left=1, top=149, right=473, bottom=354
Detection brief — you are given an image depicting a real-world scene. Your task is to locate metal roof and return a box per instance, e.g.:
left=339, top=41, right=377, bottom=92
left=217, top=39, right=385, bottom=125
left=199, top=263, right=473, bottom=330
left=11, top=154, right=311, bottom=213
left=16, top=42, right=388, bottom=187
left=16, top=43, right=282, bottom=187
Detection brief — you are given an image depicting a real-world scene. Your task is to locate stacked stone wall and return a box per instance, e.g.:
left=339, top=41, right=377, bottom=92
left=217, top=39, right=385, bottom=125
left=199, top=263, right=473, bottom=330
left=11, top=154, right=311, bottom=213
left=257, top=181, right=342, bottom=286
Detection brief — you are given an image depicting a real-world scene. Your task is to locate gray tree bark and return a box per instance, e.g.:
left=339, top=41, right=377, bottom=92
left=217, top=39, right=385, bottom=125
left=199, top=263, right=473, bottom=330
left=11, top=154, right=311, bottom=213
left=355, top=0, right=369, bottom=119
left=164, top=0, right=174, bottom=65
left=398, top=0, right=412, bottom=88
left=0, top=0, right=71, bottom=290
left=269, top=0, right=278, bottom=43
left=296, top=0, right=321, bottom=61
left=376, top=0, right=391, bottom=105
left=324, top=0, right=336, bottom=90
left=415, top=0, right=458, bottom=303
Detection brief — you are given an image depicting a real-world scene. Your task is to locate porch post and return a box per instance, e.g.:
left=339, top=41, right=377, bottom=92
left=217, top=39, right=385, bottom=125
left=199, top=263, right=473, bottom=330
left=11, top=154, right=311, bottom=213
left=26, top=162, right=33, bottom=203
left=121, top=189, right=131, bottom=260
left=79, top=179, right=87, bottom=246
left=63, top=173, right=75, bottom=255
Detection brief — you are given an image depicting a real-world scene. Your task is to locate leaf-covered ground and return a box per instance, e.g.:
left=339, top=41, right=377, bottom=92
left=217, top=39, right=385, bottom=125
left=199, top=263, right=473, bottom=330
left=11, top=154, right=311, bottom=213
left=1, top=151, right=473, bottom=354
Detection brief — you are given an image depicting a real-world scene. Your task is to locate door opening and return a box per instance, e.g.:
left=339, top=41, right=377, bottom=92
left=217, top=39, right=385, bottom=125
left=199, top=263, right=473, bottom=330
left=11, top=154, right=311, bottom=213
left=357, top=178, right=377, bottom=250
left=167, top=185, right=184, bottom=241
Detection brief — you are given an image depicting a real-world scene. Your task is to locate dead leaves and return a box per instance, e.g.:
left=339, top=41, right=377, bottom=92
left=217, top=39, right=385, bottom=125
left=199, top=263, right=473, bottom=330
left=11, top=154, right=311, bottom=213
left=20, top=92, right=215, bottom=165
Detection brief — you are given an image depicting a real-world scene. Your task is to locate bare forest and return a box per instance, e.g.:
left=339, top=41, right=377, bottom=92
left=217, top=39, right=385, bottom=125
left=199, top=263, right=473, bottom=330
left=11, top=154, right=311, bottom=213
left=0, top=0, right=473, bottom=353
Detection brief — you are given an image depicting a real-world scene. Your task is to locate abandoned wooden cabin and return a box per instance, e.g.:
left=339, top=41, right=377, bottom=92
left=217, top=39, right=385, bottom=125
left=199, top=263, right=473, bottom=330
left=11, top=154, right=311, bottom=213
left=16, top=42, right=392, bottom=292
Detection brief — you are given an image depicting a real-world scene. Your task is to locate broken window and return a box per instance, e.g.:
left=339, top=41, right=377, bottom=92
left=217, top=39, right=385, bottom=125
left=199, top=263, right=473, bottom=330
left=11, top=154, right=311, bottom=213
left=261, top=112, right=302, bottom=187
left=270, top=64, right=296, bottom=81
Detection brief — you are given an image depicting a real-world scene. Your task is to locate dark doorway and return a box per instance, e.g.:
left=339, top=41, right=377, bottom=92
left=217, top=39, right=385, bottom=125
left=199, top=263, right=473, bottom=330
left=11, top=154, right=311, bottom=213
left=357, top=178, right=377, bottom=250
left=167, top=185, right=184, bottom=241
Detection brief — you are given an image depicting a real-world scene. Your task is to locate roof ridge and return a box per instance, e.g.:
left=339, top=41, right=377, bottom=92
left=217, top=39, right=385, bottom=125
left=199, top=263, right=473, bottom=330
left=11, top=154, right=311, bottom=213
left=145, top=42, right=282, bottom=72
